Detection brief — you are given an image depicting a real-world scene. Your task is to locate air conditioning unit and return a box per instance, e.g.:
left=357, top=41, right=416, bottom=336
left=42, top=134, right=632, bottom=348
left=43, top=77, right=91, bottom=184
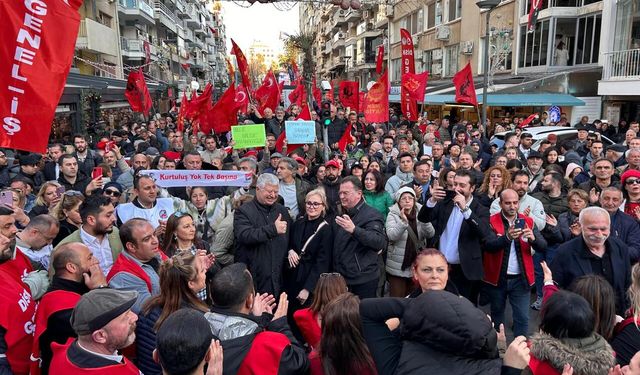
left=338, top=10, right=345, bottom=15
left=432, top=63, right=442, bottom=75
left=432, top=48, right=443, bottom=61
left=435, top=25, right=450, bottom=41
left=363, top=10, right=371, bottom=19
left=461, top=41, right=474, bottom=55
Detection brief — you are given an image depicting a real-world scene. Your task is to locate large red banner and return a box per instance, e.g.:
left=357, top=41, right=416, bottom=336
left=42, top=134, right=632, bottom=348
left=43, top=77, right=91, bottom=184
left=400, top=29, right=418, bottom=121
left=0, top=0, right=83, bottom=153
left=364, top=70, right=388, bottom=123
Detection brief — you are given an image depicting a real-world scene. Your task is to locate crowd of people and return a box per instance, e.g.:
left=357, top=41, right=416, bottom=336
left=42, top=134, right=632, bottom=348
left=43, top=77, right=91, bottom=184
left=1, top=104, right=640, bottom=375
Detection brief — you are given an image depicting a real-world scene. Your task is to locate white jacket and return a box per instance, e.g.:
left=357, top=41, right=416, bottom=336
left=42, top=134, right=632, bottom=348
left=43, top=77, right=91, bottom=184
left=385, top=203, right=435, bottom=278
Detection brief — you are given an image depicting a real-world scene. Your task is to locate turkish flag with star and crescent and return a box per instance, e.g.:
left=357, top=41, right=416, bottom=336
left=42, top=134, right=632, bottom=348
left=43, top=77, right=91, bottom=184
left=255, top=70, right=280, bottom=116
left=231, top=39, right=252, bottom=95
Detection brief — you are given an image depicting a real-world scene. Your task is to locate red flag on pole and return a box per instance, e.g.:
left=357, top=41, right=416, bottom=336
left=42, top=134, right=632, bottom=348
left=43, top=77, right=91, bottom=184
left=275, top=131, right=303, bottom=154
left=298, top=101, right=312, bottom=121
left=339, top=81, right=359, bottom=110
left=375, top=45, right=385, bottom=75
left=520, top=113, right=539, bottom=128
left=401, top=72, right=429, bottom=102
left=337, top=123, right=354, bottom=152
left=452, top=62, right=478, bottom=107
left=184, top=83, right=212, bottom=124
left=0, top=0, right=83, bottom=152
left=255, top=70, right=280, bottom=116
left=177, top=92, right=190, bottom=131
left=288, top=81, right=305, bottom=108
left=400, top=29, right=418, bottom=121
left=202, top=84, right=239, bottom=134
left=312, top=77, right=322, bottom=105
left=231, top=39, right=252, bottom=93
left=364, top=70, right=389, bottom=123
left=358, top=92, right=366, bottom=113
left=125, top=69, right=153, bottom=116
left=528, top=0, right=543, bottom=33
left=235, top=84, right=249, bottom=114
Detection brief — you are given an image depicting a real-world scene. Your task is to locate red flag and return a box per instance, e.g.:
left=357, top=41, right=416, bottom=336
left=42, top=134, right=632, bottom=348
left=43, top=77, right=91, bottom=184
left=375, top=45, right=385, bottom=75
left=358, top=92, right=366, bottom=113
left=225, top=57, right=235, bottom=84
left=520, top=113, right=538, bottom=128
left=231, top=39, right=252, bottom=93
left=125, top=69, right=153, bottom=116
left=291, top=59, right=299, bottom=81
left=400, top=29, right=418, bottom=121
left=202, top=84, right=238, bottom=134
left=337, top=123, right=354, bottom=152
left=528, top=0, right=543, bottom=32
left=177, top=92, right=189, bottom=131
left=275, top=131, right=303, bottom=155
left=401, top=72, right=429, bottom=102
left=339, top=81, right=359, bottom=110
left=235, top=84, right=249, bottom=114
left=288, top=82, right=305, bottom=108
left=452, top=62, right=478, bottom=107
left=298, top=101, right=312, bottom=121
left=255, top=70, right=280, bottom=116
left=0, top=0, right=83, bottom=152
left=184, top=83, right=212, bottom=124
left=364, top=70, right=389, bottom=123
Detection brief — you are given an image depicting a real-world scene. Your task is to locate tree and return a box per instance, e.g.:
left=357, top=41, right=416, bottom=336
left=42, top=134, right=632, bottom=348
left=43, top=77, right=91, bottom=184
left=248, top=53, right=267, bottom=86
left=284, top=32, right=316, bottom=108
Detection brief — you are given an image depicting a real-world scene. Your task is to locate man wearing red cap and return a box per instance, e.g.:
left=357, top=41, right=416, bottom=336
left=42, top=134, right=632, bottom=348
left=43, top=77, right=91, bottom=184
left=321, top=160, right=342, bottom=217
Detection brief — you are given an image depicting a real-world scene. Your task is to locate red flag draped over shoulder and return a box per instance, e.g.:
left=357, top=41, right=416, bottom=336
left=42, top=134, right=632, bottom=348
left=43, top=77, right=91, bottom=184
left=125, top=69, right=153, bottom=116
left=255, top=70, right=280, bottom=116
left=339, top=81, right=359, bottom=110
left=453, top=62, right=478, bottom=107
left=0, top=0, right=83, bottom=152
left=401, top=71, right=429, bottom=102
left=400, top=28, right=418, bottom=121
left=364, top=70, right=388, bottom=123
left=231, top=39, right=252, bottom=94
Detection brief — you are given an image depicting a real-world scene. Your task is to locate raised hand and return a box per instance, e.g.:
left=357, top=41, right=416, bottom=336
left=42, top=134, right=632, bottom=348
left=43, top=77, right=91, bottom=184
left=274, top=213, right=287, bottom=234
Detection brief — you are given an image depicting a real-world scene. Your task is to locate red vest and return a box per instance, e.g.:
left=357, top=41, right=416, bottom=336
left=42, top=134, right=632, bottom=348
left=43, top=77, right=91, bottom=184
left=49, top=340, right=140, bottom=375
left=0, top=269, right=36, bottom=375
left=237, top=331, right=291, bottom=375
left=106, top=252, right=167, bottom=292
left=0, top=248, right=33, bottom=285
left=30, top=290, right=82, bottom=375
left=483, top=214, right=535, bottom=286
left=293, top=308, right=321, bottom=349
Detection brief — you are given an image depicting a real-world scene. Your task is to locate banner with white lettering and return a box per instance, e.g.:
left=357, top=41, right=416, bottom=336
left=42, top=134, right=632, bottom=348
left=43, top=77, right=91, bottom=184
left=0, top=0, right=83, bottom=153
left=140, top=170, right=252, bottom=188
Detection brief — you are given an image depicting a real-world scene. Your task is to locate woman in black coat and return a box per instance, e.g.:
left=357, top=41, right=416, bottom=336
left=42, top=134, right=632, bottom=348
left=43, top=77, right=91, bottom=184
left=284, top=188, right=332, bottom=338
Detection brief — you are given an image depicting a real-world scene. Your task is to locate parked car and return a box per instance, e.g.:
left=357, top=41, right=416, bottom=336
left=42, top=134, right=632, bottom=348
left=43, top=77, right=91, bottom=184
left=490, top=126, right=615, bottom=151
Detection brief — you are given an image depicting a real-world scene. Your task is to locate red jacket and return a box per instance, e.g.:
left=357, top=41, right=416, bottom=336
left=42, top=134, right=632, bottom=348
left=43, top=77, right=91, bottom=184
left=106, top=251, right=167, bottom=292
left=0, top=268, right=36, bottom=375
left=293, top=308, right=321, bottom=349
left=483, top=213, right=535, bottom=286
left=30, top=290, right=82, bottom=375
left=49, top=339, right=140, bottom=375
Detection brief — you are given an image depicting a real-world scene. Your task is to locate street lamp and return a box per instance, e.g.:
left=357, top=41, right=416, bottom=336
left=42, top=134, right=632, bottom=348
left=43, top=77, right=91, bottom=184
left=476, top=0, right=500, bottom=128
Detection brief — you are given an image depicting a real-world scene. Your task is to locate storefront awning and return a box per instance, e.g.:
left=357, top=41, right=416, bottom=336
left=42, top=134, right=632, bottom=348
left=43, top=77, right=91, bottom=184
left=389, top=93, right=585, bottom=106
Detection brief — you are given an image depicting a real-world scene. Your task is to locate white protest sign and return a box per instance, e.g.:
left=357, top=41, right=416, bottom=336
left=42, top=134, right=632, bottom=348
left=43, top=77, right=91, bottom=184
left=140, top=170, right=252, bottom=188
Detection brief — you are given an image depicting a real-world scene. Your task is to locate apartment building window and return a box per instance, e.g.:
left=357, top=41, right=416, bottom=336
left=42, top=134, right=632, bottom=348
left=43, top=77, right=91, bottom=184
left=427, top=1, right=443, bottom=29
left=98, top=12, right=113, bottom=28
left=575, top=14, right=601, bottom=65
left=613, top=0, right=640, bottom=51
left=518, top=20, right=550, bottom=68
left=444, top=44, right=459, bottom=76
left=400, top=10, right=424, bottom=35
left=391, top=58, right=401, bottom=82
left=447, top=0, right=461, bottom=22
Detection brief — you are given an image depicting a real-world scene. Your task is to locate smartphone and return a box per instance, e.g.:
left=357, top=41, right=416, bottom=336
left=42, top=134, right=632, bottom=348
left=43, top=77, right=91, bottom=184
left=105, top=141, right=116, bottom=153
left=55, top=186, right=65, bottom=198
left=92, top=167, right=103, bottom=179
left=0, top=191, right=13, bottom=209
left=514, top=218, right=526, bottom=230
left=444, top=190, right=457, bottom=200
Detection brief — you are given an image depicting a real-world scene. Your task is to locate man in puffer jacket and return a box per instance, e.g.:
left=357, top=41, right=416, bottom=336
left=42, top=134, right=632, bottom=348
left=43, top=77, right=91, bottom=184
left=385, top=153, right=415, bottom=196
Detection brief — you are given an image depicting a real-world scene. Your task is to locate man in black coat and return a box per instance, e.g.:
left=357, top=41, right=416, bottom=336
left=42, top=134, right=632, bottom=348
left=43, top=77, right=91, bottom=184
left=550, top=206, right=631, bottom=315
left=332, top=176, right=387, bottom=299
left=234, top=173, right=292, bottom=297
left=418, top=169, right=490, bottom=304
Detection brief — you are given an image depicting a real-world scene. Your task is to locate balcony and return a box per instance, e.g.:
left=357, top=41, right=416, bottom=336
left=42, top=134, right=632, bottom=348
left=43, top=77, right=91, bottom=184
left=121, top=38, right=146, bottom=60
left=332, top=32, right=345, bottom=48
left=330, top=55, right=346, bottom=70
left=118, top=0, right=155, bottom=25
left=599, top=49, right=640, bottom=96
left=323, top=40, right=332, bottom=55
left=194, top=24, right=207, bottom=37
left=76, top=19, right=119, bottom=56
left=185, top=4, right=200, bottom=27
left=332, top=9, right=347, bottom=27
left=175, top=0, right=187, bottom=17
left=154, top=1, right=180, bottom=33
left=344, top=9, right=361, bottom=22
left=183, top=27, right=194, bottom=42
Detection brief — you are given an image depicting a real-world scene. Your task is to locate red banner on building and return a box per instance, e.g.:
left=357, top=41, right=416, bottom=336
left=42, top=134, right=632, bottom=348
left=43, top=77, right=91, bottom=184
left=401, top=71, right=429, bottom=102
left=231, top=39, right=252, bottom=94
left=339, top=81, right=359, bottom=110
left=375, top=45, right=384, bottom=75
left=453, top=62, right=478, bottom=107
left=0, top=0, right=83, bottom=153
left=364, top=70, right=388, bottom=123
left=125, top=69, right=153, bottom=116
left=400, top=29, right=418, bottom=121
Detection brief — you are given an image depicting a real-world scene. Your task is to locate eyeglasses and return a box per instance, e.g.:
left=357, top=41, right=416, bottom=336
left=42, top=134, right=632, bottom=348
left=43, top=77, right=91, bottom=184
left=103, top=189, right=121, bottom=197
left=320, top=272, right=342, bottom=278
left=626, top=179, right=640, bottom=185
left=305, top=201, right=324, bottom=208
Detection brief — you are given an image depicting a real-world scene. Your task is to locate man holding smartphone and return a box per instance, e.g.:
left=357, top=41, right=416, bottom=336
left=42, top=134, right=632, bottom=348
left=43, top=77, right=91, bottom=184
left=483, top=189, right=547, bottom=337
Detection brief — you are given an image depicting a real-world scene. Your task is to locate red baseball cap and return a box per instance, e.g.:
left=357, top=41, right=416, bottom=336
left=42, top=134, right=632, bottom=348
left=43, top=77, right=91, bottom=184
left=325, top=160, right=340, bottom=169
left=294, top=156, right=306, bottom=166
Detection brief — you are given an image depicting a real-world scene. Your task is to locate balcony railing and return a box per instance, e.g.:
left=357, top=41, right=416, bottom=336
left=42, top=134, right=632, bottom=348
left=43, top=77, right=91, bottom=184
left=118, top=0, right=154, bottom=18
left=603, top=49, right=640, bottom=80
left=154, top=1, right=180, bottom=26
left=121, top=38, right=143, bottom=53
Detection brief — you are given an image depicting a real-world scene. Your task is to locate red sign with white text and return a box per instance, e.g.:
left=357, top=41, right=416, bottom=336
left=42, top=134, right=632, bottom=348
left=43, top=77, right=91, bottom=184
left=400, top=29, right=418, bottom=121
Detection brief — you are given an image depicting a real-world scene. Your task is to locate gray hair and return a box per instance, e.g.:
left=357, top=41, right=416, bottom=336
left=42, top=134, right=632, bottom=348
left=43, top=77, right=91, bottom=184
left=579, top=206, right=610, bottom=226
left=237, top=157, right=257, bottom=173
left=256, top=173, right=279, bottom=189
left=278, top=157, right=298, bottom=172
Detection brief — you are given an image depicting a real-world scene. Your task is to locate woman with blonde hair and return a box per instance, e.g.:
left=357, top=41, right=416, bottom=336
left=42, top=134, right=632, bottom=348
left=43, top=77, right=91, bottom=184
left=29, top=181, right=62, bottom=217
left=477, top=166, right=511, bottom=207
left=611, top=263, right=640, bottom=365
left=51, top=191, right=84, bottom=246
left=136, top=251, right=210, bottom=375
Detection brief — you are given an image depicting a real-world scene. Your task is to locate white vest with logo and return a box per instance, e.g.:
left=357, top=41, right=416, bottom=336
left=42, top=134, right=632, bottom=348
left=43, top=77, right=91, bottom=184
left=116, top=198, right=175, bottom=228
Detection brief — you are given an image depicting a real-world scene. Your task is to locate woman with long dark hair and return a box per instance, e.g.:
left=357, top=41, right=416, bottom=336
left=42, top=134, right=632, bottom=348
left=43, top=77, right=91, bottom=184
left=311, top=293, right=377, bottom=375
left=136, top=251, right=210, bottom=375
left=363, top=169, right=394, bottom=219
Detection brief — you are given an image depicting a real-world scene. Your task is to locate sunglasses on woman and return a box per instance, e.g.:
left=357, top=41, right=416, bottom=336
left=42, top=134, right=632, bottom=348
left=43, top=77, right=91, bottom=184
left=103, top=189, right=121, bottom=197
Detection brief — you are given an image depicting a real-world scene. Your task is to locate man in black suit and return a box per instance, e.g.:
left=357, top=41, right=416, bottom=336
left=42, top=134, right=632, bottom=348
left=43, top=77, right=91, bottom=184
left=418, top=169, right=490, bottom=304
left=550, top=206, right=631, bottom=315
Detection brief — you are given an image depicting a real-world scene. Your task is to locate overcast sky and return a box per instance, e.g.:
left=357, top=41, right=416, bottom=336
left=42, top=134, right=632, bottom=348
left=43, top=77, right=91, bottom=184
left=222, top=2, right=300, bottom=55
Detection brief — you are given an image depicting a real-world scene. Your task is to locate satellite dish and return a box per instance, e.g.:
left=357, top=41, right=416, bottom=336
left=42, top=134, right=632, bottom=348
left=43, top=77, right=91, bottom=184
left=191, top=81, right=200, bottom=91
left=367, top=81, right=376, bottom=91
